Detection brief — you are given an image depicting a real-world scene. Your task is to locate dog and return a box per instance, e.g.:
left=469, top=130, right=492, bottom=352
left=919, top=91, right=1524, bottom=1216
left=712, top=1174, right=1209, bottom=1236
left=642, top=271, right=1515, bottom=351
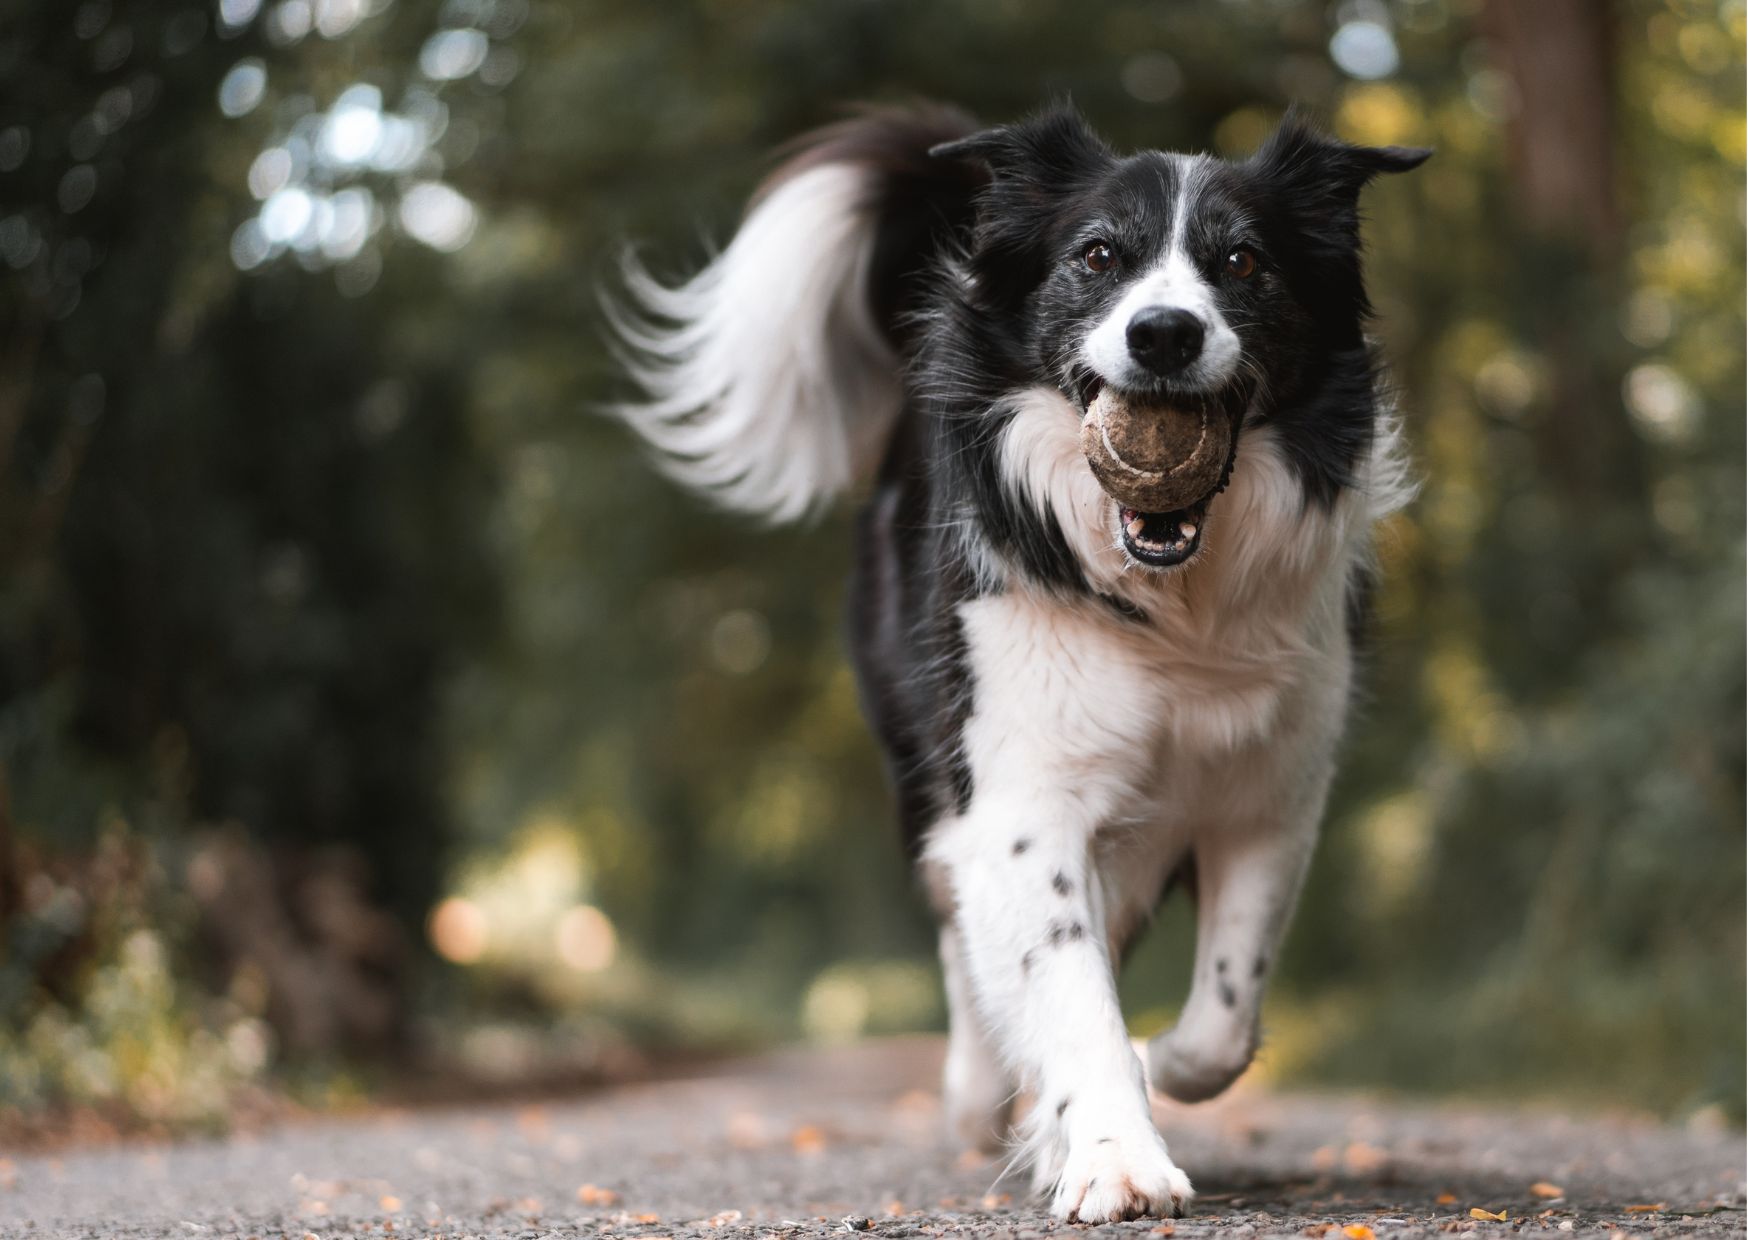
left=606, top=102, right=1427, bottom=1223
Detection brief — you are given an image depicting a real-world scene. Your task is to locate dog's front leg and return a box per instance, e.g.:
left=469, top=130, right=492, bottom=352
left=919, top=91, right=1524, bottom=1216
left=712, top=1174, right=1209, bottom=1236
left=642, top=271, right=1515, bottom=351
left=929, top=802, right=1192, bottom=1222
left=1147, top=821, right=1316, bottom=1102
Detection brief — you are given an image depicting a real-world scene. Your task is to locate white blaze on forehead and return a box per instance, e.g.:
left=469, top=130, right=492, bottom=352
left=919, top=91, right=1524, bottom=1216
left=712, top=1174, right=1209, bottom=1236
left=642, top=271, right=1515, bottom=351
left=1081, top=154, right=1242, bottom=391
left=1168, top=153, right=1213, bottom=250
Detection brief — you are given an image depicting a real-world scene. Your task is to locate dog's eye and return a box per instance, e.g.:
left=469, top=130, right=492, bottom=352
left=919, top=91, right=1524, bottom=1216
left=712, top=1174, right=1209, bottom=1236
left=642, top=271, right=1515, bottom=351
left=1225, top=248, right=1258, bottom=279
left=1083, top=242, right=1114, bottom=273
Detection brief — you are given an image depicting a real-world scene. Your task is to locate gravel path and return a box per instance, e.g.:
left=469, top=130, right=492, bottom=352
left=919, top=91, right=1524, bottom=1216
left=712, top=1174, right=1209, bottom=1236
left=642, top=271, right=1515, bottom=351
left=1, top=1037, right=1741, bottom=1240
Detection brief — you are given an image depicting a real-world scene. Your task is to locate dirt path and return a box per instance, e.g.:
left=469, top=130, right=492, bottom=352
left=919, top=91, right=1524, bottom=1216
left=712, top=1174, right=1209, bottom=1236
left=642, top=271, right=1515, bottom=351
left=1, top=1038, right=1741, bottom=1239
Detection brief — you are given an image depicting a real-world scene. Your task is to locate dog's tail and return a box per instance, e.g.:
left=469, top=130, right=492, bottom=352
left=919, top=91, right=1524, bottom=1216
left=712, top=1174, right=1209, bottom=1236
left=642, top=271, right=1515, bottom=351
left=605, top=104, right=981, bottom=523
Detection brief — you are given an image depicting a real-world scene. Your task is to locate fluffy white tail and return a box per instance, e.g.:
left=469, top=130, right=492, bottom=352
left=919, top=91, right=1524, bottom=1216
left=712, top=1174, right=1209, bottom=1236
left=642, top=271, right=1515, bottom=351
left=606, top=105, right=981, bottom=523
left=607, top=164, right=902, bottom=523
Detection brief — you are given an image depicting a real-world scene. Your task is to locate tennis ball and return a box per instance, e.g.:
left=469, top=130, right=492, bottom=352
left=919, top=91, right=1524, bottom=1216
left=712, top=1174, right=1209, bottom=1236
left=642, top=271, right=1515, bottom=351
left=1080, top=388, right=1233, bottom=513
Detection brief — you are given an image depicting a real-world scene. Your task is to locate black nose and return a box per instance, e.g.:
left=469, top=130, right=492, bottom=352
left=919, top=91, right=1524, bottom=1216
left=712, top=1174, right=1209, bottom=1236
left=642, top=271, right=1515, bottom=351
left=1126, top=307, right=1204, bottom=375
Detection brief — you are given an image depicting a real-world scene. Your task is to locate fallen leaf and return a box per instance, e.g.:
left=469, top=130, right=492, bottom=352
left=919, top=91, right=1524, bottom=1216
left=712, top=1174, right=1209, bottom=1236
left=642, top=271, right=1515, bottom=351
left=1302, top=1225, right=1332, bottom=1238
left=1343, top=1225, right=1375, bottom=1240
left=791, top=1124, right=828, bottom=1154
left=1343, top=1142, right=1390, bottom=1175
left=979, top=1193, right=1012, bottom=1209
left=1624, top=1203, right=1666, bottom=1213
left=1151, top=1225, right=1175, bottom=1236
left=577, top=1185, right=622, bottom=1207
left=883, top=1201, right=906, bottom=1217
left=1470, top=1208, right=1507, bottom=1221
left=1436, top=1193, right=1458, bottom=1206
left=378, top=1196, right=402, bottom=1212
left=727, top=1111, right=767, bottom=1148
left=635, top=1212, right=661, bottom=1224
left=893, top=1089, right=937, bottom=1113
left=1530, top=1183, right=1565, bottom=1200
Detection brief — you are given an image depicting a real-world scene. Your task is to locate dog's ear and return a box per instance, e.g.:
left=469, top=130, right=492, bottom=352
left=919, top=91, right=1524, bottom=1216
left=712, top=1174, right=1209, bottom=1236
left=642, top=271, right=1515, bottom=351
left=930, top=106, right=1111, bottom=188
left=1248, top=110, right=1428, bottom=335
left=928, top=107, right=1111, bottom=307
left=1249, top=109, right=1430, bottom=206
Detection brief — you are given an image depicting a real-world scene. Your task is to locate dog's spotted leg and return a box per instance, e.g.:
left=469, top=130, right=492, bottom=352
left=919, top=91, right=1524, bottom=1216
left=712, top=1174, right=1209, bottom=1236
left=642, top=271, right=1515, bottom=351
left=939, top=922, right=1015, bottom=1151
left=930, top=806, right=1191, bottom=1222
left=925, top=593, right=1193, bottom=1223
left=1147, top=823, right=1315, bottom=1102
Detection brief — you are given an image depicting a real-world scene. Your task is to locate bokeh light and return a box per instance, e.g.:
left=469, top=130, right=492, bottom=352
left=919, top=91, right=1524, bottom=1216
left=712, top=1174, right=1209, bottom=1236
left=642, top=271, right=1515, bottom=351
left=429, top=897, right=490, bottom=965
left=216, top=58, right=267, bottom=117
left=554, top=905, right=617, bottom=973
left=1329, top=2, right=1400, bottom=81
left=215, top=2, right=501, bottom=274
left=397, top=180, right=476, bottom=251
left=420, top=28, right=489, bottom=81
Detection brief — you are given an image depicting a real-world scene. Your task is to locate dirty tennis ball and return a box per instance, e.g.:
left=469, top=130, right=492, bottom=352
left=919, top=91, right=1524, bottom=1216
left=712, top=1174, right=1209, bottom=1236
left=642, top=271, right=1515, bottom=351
left=1080, top=388, right=1234, bottom=513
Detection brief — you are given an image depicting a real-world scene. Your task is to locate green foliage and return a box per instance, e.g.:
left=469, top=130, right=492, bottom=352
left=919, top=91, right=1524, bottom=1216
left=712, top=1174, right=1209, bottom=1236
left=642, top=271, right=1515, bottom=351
left=0, top=828, right=272, bottom=1131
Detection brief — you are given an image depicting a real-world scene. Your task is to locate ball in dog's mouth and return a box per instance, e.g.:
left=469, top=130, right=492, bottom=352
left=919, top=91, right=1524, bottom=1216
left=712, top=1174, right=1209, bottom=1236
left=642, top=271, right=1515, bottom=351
left=1079, top=383, right=1233, bottom=569
left=1119, top=497, right=1208, bottom=567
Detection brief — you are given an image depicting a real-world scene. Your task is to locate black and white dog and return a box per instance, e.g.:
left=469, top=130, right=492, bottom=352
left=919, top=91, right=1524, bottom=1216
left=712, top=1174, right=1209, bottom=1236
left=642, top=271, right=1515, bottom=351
left=608, top=103, right=1427, bottom=1223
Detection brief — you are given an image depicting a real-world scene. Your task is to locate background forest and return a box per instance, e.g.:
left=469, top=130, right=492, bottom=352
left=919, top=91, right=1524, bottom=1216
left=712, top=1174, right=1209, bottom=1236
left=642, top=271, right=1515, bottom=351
left=1, top=0, right=1742, bottom=1137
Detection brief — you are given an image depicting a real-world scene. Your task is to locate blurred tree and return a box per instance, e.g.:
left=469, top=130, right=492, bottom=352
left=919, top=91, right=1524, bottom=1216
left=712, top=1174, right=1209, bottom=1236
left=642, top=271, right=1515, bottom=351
left=1484, top=0, right=1647, bottom=601
left=0, top=0, right=498, bottom=1059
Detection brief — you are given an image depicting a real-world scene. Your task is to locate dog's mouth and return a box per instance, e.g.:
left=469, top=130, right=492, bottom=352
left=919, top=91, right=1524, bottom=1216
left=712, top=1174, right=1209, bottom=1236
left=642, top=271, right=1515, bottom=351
left=1074, top=372, right=1233, bottom=571
left=1076, top=371, right=1210, bottom=410
left=1118, top=498, right=1208, bottom=567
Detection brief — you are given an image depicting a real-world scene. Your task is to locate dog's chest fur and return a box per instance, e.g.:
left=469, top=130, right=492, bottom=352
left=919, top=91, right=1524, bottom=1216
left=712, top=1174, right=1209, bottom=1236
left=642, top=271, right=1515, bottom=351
left=983, top=385, right=1370, bottom=751
left=946, top=394, right=1375, bottom=929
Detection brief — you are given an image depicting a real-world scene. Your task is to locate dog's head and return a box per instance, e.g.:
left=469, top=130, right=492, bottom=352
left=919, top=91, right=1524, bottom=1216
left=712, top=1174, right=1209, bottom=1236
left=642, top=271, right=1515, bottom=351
left=933, top=108, right=1428, bottom=569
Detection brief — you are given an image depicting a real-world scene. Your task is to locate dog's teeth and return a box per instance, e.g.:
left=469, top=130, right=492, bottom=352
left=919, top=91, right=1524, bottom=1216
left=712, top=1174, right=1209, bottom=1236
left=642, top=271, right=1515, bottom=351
left=1179, top=522, right=1197, bottom=539
left=1126, top=517, right=1146, bottom=538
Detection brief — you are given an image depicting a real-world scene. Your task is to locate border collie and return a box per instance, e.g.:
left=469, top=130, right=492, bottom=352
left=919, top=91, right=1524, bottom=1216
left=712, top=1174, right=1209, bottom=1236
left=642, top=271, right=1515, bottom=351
left=607, top=103, right=1427, bottom=1223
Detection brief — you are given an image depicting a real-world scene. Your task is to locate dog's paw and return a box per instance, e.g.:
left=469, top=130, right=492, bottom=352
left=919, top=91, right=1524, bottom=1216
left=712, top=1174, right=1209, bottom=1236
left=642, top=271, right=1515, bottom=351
left=1146, top=1024, right=1255, bottom=1104
left=1049, top=1130, right=1193, bottom=1223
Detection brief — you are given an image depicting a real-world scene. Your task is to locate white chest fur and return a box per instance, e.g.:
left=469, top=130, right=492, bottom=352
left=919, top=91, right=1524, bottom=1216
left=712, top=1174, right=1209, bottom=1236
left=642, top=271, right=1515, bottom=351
left=989, top=382, right=1390, bottom=760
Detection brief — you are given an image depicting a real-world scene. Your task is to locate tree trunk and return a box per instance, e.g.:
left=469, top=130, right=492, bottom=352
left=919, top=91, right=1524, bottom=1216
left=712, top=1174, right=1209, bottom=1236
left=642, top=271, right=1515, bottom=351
left=1483, top=0, right=1644, bottom=551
